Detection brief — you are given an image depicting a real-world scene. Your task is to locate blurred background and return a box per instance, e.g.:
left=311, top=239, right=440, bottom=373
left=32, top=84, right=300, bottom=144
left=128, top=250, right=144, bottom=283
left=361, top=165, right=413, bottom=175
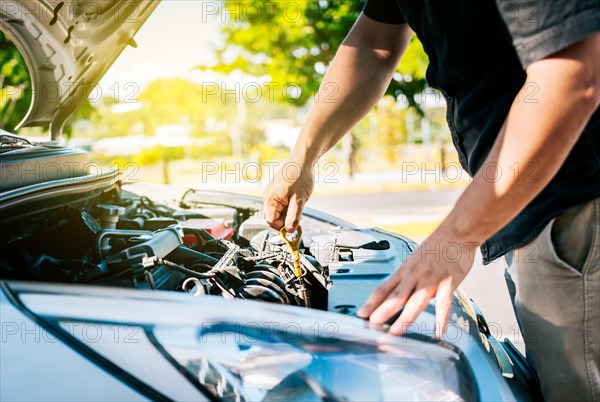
left=0, top=0, right=468, bottom=239
left=1, top=0, right=519, bottom=347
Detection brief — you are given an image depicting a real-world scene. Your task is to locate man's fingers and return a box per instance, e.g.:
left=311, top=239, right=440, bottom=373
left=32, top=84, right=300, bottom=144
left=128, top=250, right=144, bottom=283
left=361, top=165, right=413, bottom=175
left=389, top=284, right=436, bottom=335
left=263, top=191, right=304, bottom=232
left=264, top=197, right=287, bottom=229
left=356, top=271, right=404, bottom=318
left=367, top=277, right=415, bottom=324
left=284, top=193, right=304, bottom=232
left=434, top=279, right=454, bottom=339
left=264, top=206, right=280, bottom=224
left=269, top=217, right=285, bottom=230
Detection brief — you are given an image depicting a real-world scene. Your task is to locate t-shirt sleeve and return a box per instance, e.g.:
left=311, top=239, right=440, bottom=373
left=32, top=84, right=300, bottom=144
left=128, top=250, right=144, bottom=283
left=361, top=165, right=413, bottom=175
left=363, top=0, right=405, bottom=24
left=496, top=0, right=600, bottom=67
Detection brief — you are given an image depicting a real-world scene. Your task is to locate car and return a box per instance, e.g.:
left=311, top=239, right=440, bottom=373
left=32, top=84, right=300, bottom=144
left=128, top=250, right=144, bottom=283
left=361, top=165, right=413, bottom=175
left=0, top=1, right=541, bottom=400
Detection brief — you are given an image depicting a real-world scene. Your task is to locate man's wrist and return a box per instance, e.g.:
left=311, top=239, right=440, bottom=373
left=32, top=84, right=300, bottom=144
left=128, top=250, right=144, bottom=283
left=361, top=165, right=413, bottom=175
left=284, top=153, right=315, bottom=171
left=289, top=141, right=321, bottom=170
left=434, top=214, right=485, bottom=248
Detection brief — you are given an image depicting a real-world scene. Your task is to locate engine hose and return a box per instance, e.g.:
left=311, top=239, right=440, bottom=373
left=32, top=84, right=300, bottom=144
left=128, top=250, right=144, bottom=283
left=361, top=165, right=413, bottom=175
left=190, top=262, right=214, bottom=272
left=95, top=229, right=152, bottom=259
left=198, top=239, right=228, bottom=253
left=167, top=246, right=219, bottom=267
left=140, top=196, right=173, bottom=217
left=30, top=254, right=90, bottom=272
left=152, top=258, right=237, bottom=298
left=157, top=259, right=215, bottom=279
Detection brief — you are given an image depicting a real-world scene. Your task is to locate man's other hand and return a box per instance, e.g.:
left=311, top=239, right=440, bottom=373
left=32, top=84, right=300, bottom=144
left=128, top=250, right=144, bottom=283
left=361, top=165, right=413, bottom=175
left=357, top=229, right=477, bottom=338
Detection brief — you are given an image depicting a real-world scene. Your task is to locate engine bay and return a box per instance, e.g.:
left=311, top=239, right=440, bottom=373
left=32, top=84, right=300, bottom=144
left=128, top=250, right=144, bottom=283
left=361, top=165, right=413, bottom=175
left=0, top=185, right=411, bottom=313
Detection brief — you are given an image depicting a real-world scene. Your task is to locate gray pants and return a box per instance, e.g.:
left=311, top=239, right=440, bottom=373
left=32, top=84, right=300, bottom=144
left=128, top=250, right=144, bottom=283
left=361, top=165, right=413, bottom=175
left=505, top=198, right=600, bottom=401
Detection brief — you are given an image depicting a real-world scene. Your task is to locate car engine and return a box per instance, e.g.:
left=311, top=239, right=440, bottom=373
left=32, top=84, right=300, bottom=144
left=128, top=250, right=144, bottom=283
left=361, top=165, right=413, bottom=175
left=0, top=177, right=413, bottom=315
left=0, top=190, right=337, bottom=309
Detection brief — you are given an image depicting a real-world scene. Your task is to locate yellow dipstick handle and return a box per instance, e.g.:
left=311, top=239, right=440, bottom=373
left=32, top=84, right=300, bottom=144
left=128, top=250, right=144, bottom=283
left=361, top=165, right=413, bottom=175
left=280, top=226, right=303, bottom=278
left=280, top=226, right=309, bottom=307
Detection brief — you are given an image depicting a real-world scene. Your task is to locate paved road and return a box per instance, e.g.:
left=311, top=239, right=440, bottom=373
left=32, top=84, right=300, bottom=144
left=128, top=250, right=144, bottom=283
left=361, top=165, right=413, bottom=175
left=310, top=188, right=525, bottom=351
left=308, top=188, right=464, bottom=217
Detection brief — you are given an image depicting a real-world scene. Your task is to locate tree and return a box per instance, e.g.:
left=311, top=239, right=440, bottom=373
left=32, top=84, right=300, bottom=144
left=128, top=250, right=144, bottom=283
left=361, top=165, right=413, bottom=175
left=202, top=0, right=429, bottom=112
left=0, top=32, right=31, bottom=132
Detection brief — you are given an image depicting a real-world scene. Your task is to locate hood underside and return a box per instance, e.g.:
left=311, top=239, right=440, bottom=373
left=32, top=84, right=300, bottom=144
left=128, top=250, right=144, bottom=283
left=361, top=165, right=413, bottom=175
left=0, top=0, right=160, bottom=141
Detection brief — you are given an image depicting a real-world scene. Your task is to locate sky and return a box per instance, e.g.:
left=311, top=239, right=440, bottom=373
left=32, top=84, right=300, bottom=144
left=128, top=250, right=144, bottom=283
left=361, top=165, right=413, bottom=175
left=99, top=1, right=223, bottom=96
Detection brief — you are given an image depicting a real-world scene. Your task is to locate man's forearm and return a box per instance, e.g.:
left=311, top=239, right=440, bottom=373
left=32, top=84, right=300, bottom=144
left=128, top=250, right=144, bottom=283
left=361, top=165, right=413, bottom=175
left=290, top=15, right=412, bottom=167
left=440, top=34, right=600, bottom=244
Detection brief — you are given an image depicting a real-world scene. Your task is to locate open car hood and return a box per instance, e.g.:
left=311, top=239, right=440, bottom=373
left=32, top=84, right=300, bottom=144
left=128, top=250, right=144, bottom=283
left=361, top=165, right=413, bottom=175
left=0, top=0, right=160, bottom=141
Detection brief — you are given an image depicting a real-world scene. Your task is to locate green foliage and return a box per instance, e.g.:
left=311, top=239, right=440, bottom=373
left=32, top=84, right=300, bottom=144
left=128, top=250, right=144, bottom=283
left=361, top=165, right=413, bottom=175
left=0, top=32, right=32, bottom=131
left=203, top=0, right=428, bottom=111
left=138, top=78, right=205, bottom=133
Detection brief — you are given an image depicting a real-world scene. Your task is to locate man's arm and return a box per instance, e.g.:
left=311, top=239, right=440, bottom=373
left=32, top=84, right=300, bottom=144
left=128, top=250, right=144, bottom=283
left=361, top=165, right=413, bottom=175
left=263, top=15, right=412, bottom=232
left=357, top=33, right=600, bottom=337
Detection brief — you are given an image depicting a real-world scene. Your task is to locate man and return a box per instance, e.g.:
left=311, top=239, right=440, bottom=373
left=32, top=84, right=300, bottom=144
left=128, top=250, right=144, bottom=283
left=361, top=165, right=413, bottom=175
left=263, top=0, right=599, bottom=400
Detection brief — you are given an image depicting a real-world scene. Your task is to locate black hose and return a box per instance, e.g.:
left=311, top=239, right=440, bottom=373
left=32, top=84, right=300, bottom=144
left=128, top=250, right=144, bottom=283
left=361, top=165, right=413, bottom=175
left=158, top=259, right=215, bottom=279
left=140, top=196, right=173, bottom=217
left=95, top=229, right=152, bottom=259
left=190, top=262, right=215, bottom=272
left=30, top=254, right=90, bottom=272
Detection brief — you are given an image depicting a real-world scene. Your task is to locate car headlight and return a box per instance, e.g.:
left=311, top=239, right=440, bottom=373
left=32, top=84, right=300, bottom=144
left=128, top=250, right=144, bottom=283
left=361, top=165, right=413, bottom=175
left=152, top=322, right=477, bottom=401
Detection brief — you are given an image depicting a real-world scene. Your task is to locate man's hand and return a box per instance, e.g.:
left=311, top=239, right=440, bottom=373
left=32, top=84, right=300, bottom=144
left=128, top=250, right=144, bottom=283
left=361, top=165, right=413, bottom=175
left=357, top=228, right=476, bottom=338
left=263, top=160, right=314, bottom=232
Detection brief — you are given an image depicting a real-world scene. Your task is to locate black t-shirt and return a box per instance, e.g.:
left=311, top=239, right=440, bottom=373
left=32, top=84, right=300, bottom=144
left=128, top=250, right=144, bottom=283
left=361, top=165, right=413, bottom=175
left=363, top=0, right=600, bottom=263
